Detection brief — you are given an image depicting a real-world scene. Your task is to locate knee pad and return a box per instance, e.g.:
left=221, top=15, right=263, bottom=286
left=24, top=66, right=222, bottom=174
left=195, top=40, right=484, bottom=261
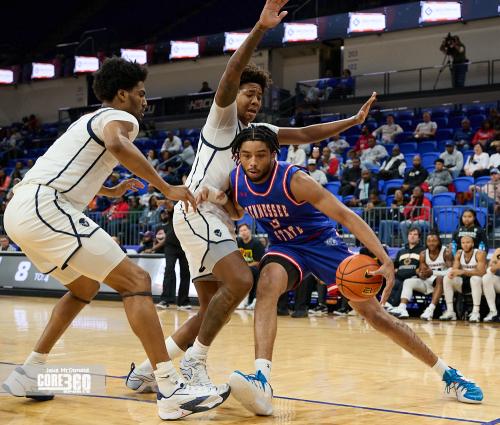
left=69, top=292, right=92, bottom=304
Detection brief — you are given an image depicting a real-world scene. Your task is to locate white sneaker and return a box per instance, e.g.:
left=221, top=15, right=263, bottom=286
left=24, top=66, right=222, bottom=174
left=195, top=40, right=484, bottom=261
left=245, top=300, right=256, bottom=311
left=383, top=302, right=393, bottom=311
left=390, top=305, right=409, bottom=319
left=483, top=311, right=498, bottom=322
left=126, top=362, right=158, bottom=393
left=439, top=311, right=457, bottom=321
left=420, top=305, right=435, bottom=321
left=468, top=311, right=480, bottom=323
left=157, top=380, right=231, bottom=420
left=177, top=305, right=192, bottom=311
left=229, top=370, right=273, bottom=416
left=2, top=365, right=54, bottom=401
left=180, top=348, right=212, bottom=387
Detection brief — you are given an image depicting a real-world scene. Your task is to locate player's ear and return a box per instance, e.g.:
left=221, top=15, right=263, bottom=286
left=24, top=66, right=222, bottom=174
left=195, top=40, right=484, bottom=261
left=116, top=89, right=128, bottom=103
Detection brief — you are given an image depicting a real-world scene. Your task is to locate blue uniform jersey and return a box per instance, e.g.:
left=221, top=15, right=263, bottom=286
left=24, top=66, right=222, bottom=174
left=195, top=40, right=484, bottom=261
left=231, top=161, right=333, bottom=245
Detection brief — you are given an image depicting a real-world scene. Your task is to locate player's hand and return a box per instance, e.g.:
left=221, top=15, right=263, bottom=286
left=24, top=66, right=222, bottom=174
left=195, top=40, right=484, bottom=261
left=259, top=0, right=289, bottom=30
left=113, top=178, right=145, bottom=197
left=368, top=261, right=395, bottom=306
left=353, top=92, right=377, bottom=125
left=163, top=185, right=197, bottom=213
left=195, top=186, right=229, bottom=206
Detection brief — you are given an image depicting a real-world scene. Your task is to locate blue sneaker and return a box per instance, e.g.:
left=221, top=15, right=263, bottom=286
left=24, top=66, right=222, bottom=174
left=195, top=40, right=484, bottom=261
left=443, top=368, right=483, bottom=404
left=229, top=370, right=273, bottom=416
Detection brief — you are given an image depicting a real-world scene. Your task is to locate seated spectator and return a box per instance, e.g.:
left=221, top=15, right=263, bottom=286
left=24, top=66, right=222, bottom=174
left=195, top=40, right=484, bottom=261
left=440, top=236, right=487, bottom=322
left=378, top=145, right=406, bottom=180
left=489, top=140, right=500, bottom=169
left=332, top=69, right=354, bottom=98
left=161, top=132, right=182, bottom=155
left=471, top=120, right=495, bottom=149
left=399, top=186, right=431, bottom=244
left=327, top=134, right=349, bottom=155
left=464, top=143, right=489, bottom=178
left=143, top=228, right=167, bottom=254
left=128, top=195, right=144, bottom=214
left=102, top=195, right=129, bottom=236
left=390, top=232, right=451, bottom=320
left=347, top=168, right=377, bottom=207
left=350, top=126, right=371, bottom=155
left=424, top=158, right=453, bottom=195
left=146, top=149, right=159, bottom=168
left=198, top=81, right=213, bottom=93
left=0, top=168, right=12, bottom=201
left=360, top=137, right=388, bottom=169
left=286, top=144, right=306, bottom=166
left=178, top=140, right=195, bottom=167
left=315, top=69, right=336, bottom=100
left=307, top=158, right=327, bottom=185
left=439, top=141, right=463, bottom=178
left=140, top=184, right=161, bottom=206
left=470, top=167, right=500, bottom=212
left=320, top=147, right=340, bottom=181
left=339, top=157, right=362, bottom=196
left=379, top=189, right=407, bottom=245
left=450, top=209, right=488, bottom=255
left=401, top=155, right=428, bottom=194
left=137, top=231, right=155, bottom=253
left=413, top=112, right=437, bottom=140
left=481, top=247, right=500, bottom=322
left=0, top=234, right=16, bottom=251
left=386, top=227, right=423, bottom=308
left=363, top=190, right=386, bottom=228
left=372, top=114, right=403, bottom=144
left=453, top=118, right=474, bottom=150
left=140, top=195, right=162, bottom=230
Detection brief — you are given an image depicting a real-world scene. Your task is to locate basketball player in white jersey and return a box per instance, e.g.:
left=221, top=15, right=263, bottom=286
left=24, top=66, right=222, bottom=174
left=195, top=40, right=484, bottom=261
left=440, top=236, right=487, bottom=323
left=390, top=232, right=452, bottom=320
left=1, top=57, right=231, bottom=420
left=481, top=248, right=500, bottom=322
left=127, top=0, right=376, bottom=391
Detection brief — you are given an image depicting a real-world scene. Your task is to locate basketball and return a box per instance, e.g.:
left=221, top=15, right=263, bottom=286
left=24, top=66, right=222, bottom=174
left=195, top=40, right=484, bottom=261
left=336, top=254, right=384, bottom=302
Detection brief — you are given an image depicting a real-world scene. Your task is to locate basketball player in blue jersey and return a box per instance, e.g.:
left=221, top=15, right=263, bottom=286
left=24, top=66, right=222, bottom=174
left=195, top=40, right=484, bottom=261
left=207, top=126, right=481, bottom=414
left=1, top=57, right=230, bottom=421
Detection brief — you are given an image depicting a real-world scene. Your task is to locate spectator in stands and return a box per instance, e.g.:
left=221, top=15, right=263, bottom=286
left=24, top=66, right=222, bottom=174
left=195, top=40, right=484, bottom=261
left=327, top=134, right=349, bottom=155
left=347, top=168, right=377, bottom=207
left=364, top=190, right=386, bottom=228
left=339, top=157, right=362, bottom=196
left=424, top=158, right=453, bottom=194
left=470, top=168, right=500, bottom=212
left=489, top=141, right=500, bottom=168
left=179, top=140, right=195, bottom=167
left=413, top=112, right=437, bottom=140
left=402, top=155, right=428, bottom=194
left=316, top=69, right=336, bottom=101
left=0, top=234, right=16, bottom=251
left=102, top=195, right=130, bottom=236
left=160, top=131, right=182, bottom=156
left=137, top=231, right=154, bottom=253
left=332, top=69, right=354, bottom=98
left=481, top=248, right=500, bottom=322
left=378, top=145, right=406, bottom=180
left=387, top=227, right=422, bottom=309
left=307, top=158, right=327, bottom=186
left=472, top=120, right=495, bottom=149
left=451, top=209, right=488, bottom=253
left=237, top=223, right=265, bottom=310
left=128, top=195, right=144, bottom=217
left=0, top=168, right=12, bottom=201
left=198, top=81, right=213, bottom=93
left=440, top=141, right=463, bottom=178
left=146, top=149, right=159, bottom=168
left=440, top=34, right=468, bottom=88
left=399, top=186, right=431, bottom=244
left=140, top=195, right=162, bottom=230
left=379, top=189, right=407, bottom=245
left=440, top=235, right=487, bottom=322
left=464, top=143, right=489, bottom=178
left=351, top=126, right=371, bottom=155
left=111, top=235, right=127, bottom=253
left=105, top=171, right=121, bottom=187
left=453, top=118, right=474, bottom=150
left=320, top=147, right=340, bottom=181
left=286, top=144, right=306, bottom=166
left=25, top=114, right=41, bottom=133
left=360, top=137, right=388, bottom=169
left=139, top=183, right=160, bottom=206
left=144, top=228, right=167, bottom=254
left=372, top=114, right=403, bottom=144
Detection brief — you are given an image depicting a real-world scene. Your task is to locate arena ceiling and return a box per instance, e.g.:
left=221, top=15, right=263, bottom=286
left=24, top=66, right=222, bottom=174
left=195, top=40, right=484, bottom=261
left=0, top=0, right=414, bottom=66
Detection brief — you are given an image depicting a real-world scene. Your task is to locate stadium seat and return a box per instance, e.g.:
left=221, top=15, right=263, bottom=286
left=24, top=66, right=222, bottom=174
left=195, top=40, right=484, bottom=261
left=424, top=192, right=433, bottom=202
left=464, top=106, right=486, bottom=116
left=386, top=195, right=394, bottom=206
left=395, top=132, right=413, bottom=144
left=435, top=208, right=460, bottom=233
left=469, top=114, right=487, bottom=129
left=378, top=180, right=385, bottom=193
left=453, top=177, right=474, bottom=192
left=346, top=135, right=359, bottom=146
left=436, top=129, right=453, bottom=141
left=344, top=125, right=362, bottom=136
left=398, top=120, right=413, bottom=131
left=474, top=176, right=491, bottom=186
left=384, top=179, right=404, bottom=195
left=475, top=207, right=488, bottom=227
left=279, top=146, right=288, bottom=161
left=449, top=116, right=465, bottom=129
left=399, top=142, right=417, bottom=154
left=421, top=152, right=439, bottom=169
left=432, top=192, right=456, bottom=206
left=395, top=111, right=414, bottom=121
left=325, top=181, right=340, bottom=195
left=384, top=144, right=395, bottom=155
left=430, top=109, right=450, bottom=118
left=417, top=141, right=437, bottom=154
left=236, top=213, right=254, bottom=231
left=437, top=140, right=450, bottom=151
left=404, top=153, right=417, bottom=165
left=434, top=117, right=449, bottom=128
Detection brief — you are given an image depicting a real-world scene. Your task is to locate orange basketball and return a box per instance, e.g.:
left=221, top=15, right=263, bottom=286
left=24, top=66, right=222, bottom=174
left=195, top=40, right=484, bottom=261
left=336, top=254, right=383, bottom=302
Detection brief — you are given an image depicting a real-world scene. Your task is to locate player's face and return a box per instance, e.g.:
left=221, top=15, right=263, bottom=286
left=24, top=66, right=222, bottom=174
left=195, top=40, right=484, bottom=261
left=426, top=235, right=439, bottom=251
left=123, top=81, right=147, bottom=121
left=461, top=236, right=474, bottom=252
left=239, top=140, right=274, bottom=183
left=237, top=83, right=263, bottom=125
left=462, top=211, right=474, bottom=226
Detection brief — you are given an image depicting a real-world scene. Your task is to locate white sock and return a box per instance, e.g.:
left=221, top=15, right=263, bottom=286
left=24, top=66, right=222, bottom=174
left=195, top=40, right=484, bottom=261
left=24, top=351, right=47, bottom=366
left=472, top=305, right=480, bottom=314
left=427, top=304, right=436, bottom=311
left=255, top=358, right=272, bottom=382
left=166, top=336, right=185, bottom=360
left=398, top=303, right=407, bottom=310
left=431, top=357, right=450, bottom=378
left=189, top=338, right=209, bottom=359
left=154, top=361, right=180, bottom=393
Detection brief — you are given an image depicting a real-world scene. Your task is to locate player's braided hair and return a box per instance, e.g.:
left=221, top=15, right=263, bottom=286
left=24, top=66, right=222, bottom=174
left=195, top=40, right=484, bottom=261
left=231, top=126, right=280, bottom=162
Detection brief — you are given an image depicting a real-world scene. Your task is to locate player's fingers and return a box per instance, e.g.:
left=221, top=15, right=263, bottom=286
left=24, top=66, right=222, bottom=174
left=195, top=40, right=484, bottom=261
left=183, top=200, right=189, bottom=213
left=132, top=179, right=145, bottom=189
left=278, top=10, right=288, bottom=19
left=187, top=192, right=197, bottom=212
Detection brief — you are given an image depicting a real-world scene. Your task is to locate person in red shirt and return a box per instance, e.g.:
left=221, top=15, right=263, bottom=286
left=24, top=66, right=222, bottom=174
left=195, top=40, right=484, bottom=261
left=351, top=125, right=372, bottom=154
left=472, top=120, right=495, bottom=148
left=399, top=186, right=431, bottom=244
left=102, top=195, right=130, bottom=238
left=0, top=168, right=11, bottom=202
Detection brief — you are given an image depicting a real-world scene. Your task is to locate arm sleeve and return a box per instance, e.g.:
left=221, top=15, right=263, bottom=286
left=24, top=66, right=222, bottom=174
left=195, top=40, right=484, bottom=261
left=93, top=110, right=139, bottom=142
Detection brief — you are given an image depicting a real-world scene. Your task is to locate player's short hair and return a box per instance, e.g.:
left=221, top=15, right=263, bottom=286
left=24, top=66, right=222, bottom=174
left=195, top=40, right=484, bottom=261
left=240, top=64, right=272, bottom=91
left=426, top=230, right=442, bottom=250
left=231, top=126, right=280, bottom=161
left=92, top=57, right=148, bottom=102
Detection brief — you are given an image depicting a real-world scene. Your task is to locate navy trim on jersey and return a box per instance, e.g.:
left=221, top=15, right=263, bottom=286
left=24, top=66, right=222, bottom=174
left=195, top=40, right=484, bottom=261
left=86, top=107, right=114, bottom=147
left=41, top=266, right=58, bottom=275
left=45, top=137, right=92, bottom=186
left=192, top=273, right=216, bottom=282
left=198, top=130, right=233, bottom=152
left=60, top=148, right=107, bottom=194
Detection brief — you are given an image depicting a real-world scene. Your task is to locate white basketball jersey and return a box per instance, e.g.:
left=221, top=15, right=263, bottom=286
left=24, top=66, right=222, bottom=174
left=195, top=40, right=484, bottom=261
left=460, top=249, right=478, bottom=271
left=425, top=246, right=447, bottom=271
left=16, top=107, right=139, bottom=212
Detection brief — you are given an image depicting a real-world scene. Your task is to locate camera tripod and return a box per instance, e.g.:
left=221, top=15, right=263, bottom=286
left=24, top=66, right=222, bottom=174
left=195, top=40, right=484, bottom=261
left=433, top=54, right=452, bottom=90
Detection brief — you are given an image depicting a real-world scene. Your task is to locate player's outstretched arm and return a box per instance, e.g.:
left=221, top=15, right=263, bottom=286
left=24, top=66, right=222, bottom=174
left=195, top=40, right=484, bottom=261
left=102, top=120, right=196, bottom=212
left=277, top=92, right=377, bottom=145
left=215, top=0, right=288, bottom=108
left=98, top=178, right=145, bottom=198
left=289, top=170, right=395, bottom=304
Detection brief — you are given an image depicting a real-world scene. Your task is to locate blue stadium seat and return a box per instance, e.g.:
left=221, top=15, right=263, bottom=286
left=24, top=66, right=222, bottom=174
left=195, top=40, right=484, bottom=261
left=346, top=135, right=359, bottom=146
left=384, top=144, right=395, bottom=155
left=343, top=125, right=362, bottom=136
left=398, top=120, right=413, bottom=131
left=475, top=207, right=488, bottom=228
left=464, top=105, right=486, bottom=116
left=474, top=176, right=491, bottom=186
left=435, top=208, right=460, bottom=233
left=453, top=177, right=474, bottom=192
left=236, top=213, right=254, bottom=231
left=384, top=179, right=404, bottom=195
left=436, top=129, right=453, bottom=141
left=469, top=114, right=487, bottom=129
left=430, top=108, right=450, bottom=118
left=421, top=152, right=439, bottom=169
left=449, top=116, right=465, bottom=129
left=395, top=132, right=413, bottom=144
left=386, top=195, right=394, bottom=205
left=434, top=117, right=449, bottom=128
left=399, top=142, right=417, bottom=154
left=437, top=140, right=450, bottom=151
left=424, top=192, right=433, bottom=202
left=378, top=180, right=385, bottom=193
left=395, top=111, right=414, bottom=120
left=404, top=153, right=417, bottom=164
left=417, top=141, right=437, bottom=154
left=425, top=165, right=435, bottom=174
left=325, top=181, right=340, bottom=195
left=432, top=192, right=456, bottom=207
left=279, top=146, right=288, bottom=161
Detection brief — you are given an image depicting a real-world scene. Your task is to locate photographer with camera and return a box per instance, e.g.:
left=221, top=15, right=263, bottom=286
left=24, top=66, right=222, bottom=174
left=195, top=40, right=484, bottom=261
left=440, top=33, right=468, bottom=88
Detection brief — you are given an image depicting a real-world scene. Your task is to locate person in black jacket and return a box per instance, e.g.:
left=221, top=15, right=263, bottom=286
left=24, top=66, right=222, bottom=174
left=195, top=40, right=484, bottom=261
left=347, top=168, right=377, bottom=207
left=401, top=155, right=428, bottom=195
left=386, top=227, right=423, bottom=308
left=339, top=157, right=362, bottom=196
left=450, top=209, right=488, bottom=254
left=378, top=145, right=406, bottom=181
